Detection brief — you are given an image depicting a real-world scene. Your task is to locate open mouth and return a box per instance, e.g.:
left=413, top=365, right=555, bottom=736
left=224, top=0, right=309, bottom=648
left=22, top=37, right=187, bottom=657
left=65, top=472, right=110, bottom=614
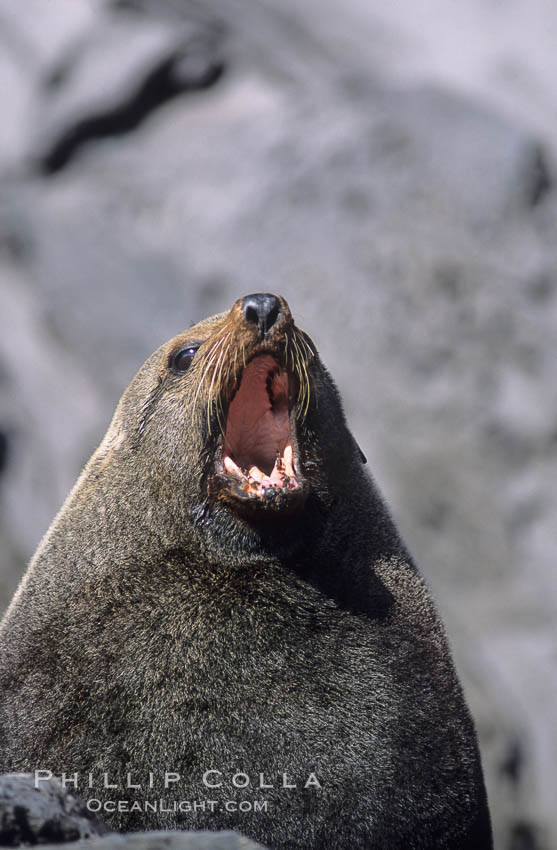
left=215, top=354, right=305, bottom=511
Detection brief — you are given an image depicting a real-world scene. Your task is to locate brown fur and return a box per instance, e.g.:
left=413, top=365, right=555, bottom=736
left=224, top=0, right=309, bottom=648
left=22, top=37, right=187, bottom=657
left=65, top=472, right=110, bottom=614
left=0, top=295, right=492, bottom=849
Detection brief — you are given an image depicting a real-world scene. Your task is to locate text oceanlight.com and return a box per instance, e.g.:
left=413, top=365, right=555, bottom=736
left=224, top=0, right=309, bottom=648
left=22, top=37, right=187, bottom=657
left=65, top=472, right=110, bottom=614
left=86, top=798, right=271, bottom=814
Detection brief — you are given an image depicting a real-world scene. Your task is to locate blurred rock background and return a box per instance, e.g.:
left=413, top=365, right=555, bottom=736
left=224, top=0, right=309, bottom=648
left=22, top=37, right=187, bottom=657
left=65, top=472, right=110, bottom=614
left=1, top=1, right=556, bottom=847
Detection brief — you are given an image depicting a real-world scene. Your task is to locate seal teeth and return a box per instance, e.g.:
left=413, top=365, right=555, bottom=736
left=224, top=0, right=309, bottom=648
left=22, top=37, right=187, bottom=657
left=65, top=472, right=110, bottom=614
left=283, top=445, right=295, bottom=477
left=223, top=445, right=299, bottom=494
left=224, top=456, right=242, bottom=477
left=248, top=465, right=264, bottom=483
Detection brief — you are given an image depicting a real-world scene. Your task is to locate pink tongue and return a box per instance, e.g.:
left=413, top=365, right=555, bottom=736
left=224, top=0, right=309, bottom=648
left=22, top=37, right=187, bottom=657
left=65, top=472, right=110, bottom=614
left=224, top=356, right=290, bottom=475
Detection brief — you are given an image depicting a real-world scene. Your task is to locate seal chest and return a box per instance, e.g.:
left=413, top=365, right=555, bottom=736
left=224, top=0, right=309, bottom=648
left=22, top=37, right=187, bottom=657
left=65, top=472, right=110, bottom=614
left=0, top=293, right=493, bottom=850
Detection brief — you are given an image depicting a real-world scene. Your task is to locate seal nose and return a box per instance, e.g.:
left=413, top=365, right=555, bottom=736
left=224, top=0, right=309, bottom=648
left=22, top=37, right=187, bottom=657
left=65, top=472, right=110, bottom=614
left=242, top=293, right=282, bottom=338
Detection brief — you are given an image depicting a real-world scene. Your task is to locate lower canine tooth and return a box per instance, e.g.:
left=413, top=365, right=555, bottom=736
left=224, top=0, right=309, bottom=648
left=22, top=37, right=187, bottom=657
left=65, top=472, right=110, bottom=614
left=248, top=466, right=264, bottom=483
left=224, top=456, right=242, bottom=476
left=269, top=462, right=285, bottom=485
left=283, top=445, right=295, bottom=476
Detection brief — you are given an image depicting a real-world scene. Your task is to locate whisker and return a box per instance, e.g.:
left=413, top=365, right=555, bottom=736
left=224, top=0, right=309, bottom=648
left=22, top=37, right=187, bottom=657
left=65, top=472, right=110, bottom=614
left=299, top=331, right=315, bottom=360
left=293, top=329, right=312, bottom=419
left=192, top=337, right=223, bottom=405
left=290, top=333, right=307, bottom=416
left=215, top=344, right=231, bottom=435
left=192, top=333, right=229, bottom=430
left=207, top=337, right=231, bottom=435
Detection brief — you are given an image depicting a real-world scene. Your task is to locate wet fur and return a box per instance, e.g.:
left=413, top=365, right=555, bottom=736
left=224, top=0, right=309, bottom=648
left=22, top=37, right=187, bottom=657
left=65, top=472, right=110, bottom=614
left=0, top=297, right=492, bottom=849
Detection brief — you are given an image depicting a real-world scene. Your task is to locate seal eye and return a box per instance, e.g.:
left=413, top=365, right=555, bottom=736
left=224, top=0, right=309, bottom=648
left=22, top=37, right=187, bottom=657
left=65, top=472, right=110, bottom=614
left=171, top=346, right=199, bottom=374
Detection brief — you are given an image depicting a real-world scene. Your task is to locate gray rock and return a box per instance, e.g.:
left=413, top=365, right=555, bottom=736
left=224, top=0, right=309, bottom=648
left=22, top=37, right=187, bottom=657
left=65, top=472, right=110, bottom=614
left=31, top=8, right=226, bottom=175
left=35, top=832, right=266, bottom=850
left=0, top=774, right=108, bottom=846
left=0, top=775, right=267, bottom=848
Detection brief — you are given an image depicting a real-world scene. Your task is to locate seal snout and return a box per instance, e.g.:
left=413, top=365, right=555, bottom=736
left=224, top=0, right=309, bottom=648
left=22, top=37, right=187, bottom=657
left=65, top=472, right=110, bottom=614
left=241, top=293, right=282, bottom=339
left=205, top=293, right=311, bottom=514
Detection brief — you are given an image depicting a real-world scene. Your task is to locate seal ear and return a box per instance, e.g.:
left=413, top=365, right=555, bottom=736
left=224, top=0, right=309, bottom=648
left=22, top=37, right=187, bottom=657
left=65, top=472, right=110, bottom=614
left=356, top=441, right=367, bottom=465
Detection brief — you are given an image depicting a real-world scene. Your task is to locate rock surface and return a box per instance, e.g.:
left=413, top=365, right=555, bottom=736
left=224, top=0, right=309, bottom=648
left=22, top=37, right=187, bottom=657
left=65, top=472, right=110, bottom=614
left=0, top=1, right=556, bottom=849
left=0, top=775, right=266, bottom=849
left=33, top=833, right=266, bottom=850
left=0, top=775, right=108, bottom=846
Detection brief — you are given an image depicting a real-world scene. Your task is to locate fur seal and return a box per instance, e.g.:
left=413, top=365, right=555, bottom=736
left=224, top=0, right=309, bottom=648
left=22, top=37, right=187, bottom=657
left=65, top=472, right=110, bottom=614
left=0, top=293, right=492, bottom=849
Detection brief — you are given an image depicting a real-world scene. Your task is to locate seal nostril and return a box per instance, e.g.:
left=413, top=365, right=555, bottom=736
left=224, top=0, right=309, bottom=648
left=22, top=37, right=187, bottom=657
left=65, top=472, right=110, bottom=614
left=267, top=303, right=279, bottom=330
left=245, top=305, right=260, bottom=326
left=242, top=293, right=282, bottom=338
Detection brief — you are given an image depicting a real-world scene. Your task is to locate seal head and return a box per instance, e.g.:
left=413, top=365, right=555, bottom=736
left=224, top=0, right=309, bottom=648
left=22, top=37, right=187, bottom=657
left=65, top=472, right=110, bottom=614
left=106, top=292, right=366, bottom=565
